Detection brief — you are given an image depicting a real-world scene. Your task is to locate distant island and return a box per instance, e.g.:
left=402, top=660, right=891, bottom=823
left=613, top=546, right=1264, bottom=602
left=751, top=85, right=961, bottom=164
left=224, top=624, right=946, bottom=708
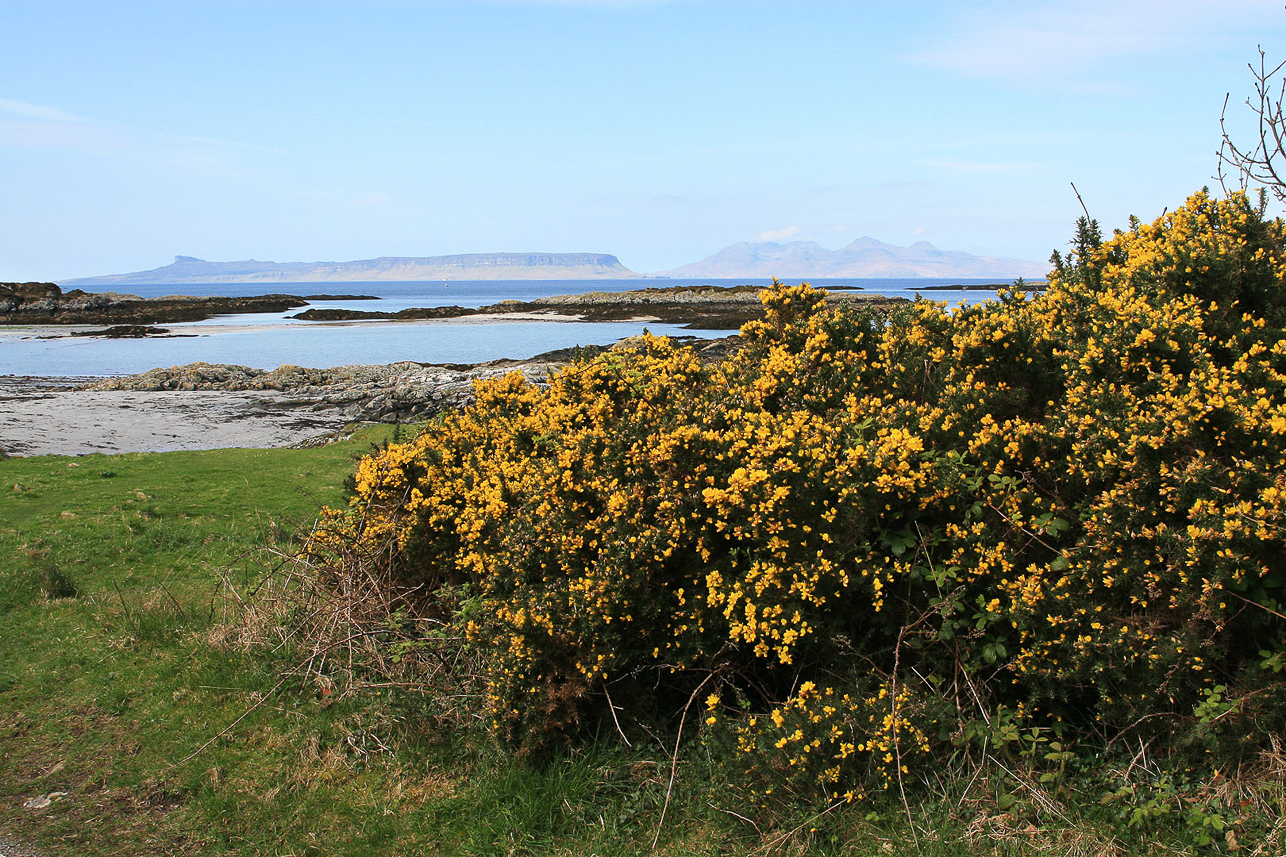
left=57, top=237, right=1048, bottom=286
left=3, top=282, right=907, bottom=332
left=63, top=253, right=640, bottom=286
left=659, top=237, right=1047, bottom=279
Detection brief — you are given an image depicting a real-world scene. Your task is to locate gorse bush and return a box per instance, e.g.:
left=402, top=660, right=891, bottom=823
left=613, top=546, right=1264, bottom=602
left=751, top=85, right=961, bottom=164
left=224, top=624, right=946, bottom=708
left=311, top=190, right=1286, bottom=811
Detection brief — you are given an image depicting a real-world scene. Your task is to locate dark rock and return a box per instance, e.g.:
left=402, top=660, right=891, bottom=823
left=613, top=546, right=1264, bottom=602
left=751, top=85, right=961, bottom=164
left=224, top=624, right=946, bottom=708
left=0, top=282, right=308, bottom=325
left=916, top=282, right=1048, bottom=291
left=70, top=325, right=173, bottom=338
left=77, top=332, right=743, bottom=424
left=288, top=284, right=908, bottom=330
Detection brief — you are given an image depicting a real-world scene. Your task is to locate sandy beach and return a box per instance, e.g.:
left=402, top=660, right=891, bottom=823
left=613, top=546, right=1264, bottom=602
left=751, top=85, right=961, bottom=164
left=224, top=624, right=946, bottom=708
left=0, top=377, right=354, bottom=457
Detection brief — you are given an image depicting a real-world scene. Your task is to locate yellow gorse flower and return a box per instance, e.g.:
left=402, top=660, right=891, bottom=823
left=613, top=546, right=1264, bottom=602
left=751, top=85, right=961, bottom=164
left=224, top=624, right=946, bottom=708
left=308, top=192, right=1286, bottom=798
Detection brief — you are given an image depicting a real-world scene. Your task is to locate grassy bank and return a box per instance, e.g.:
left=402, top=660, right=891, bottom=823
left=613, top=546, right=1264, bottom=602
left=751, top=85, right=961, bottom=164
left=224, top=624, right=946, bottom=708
left=2, top=443, right=1272, bottom=855
left=0, top=434, right=1182, bottom=856
left=0, top=432, right=729, bottom=855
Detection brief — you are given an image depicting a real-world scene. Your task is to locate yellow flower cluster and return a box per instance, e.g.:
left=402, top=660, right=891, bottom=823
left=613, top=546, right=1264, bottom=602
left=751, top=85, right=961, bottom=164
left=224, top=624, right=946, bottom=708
left=726, top=679, right=931, bottom=800
left=311, top=191, right=1286, bottom=795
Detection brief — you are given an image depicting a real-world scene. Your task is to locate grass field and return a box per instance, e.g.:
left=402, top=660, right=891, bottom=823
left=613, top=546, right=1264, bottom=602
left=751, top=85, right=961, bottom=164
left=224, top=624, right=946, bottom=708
left=0, top=431, right=729, bottom=856
left=0, top=432, right=1243, bottom=855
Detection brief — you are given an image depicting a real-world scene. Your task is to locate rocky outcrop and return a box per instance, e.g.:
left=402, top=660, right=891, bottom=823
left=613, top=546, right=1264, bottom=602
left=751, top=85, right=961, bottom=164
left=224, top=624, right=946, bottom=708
left=70, top=325, right=177, bottom=338
left=83, top=359, right=565, bottom=423
left=80, top=336, right=739, bottom=423
left=288, top=284, right=909, bottom=330
left=0, top=282, right=307, bottom=325
left=5, top=282, right=907, bottom=330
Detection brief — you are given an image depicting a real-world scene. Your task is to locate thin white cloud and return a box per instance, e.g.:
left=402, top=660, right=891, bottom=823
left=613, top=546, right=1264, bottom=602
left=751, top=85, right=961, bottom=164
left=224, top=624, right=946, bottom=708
left=910, top=0, right=1279, bottom=89
left=0, top=97, right=84, bottom=123
left=915, top=159, right=1049, bottom=173
left=0, top=97, right=286, bottom=170
left=758, top=226, right=803, bottom=242
left=171, top=133, right=292, bottom=158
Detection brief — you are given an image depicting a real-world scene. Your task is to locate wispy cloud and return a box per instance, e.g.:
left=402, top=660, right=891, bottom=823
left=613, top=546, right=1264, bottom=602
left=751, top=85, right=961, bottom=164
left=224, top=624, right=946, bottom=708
left=758, top=226, right=803, bottom=242
left=910, top=0, right=1278, bottom=90
left=914, top=159, right=1050, bottom=173
left=0, top=97, right=85, bottom=123
left=0, top=95, right=286, bottom=170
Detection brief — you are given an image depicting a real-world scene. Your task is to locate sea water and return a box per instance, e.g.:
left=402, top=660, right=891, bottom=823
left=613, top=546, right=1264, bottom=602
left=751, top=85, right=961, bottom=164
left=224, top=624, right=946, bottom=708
left=1, top=278, right=1028, bottom=377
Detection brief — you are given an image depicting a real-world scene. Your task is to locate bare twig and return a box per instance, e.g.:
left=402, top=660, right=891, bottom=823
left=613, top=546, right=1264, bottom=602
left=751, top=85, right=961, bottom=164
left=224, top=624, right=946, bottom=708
left=1222, top=588, right=1286, bottom=622
left=171, top=675, right=289, bottom=768
left=1219, top=46, right=1286, bottom=205
left=652, top=673, right=713, bottom=850
left=1070, top=182, right=1092, bottom=223
left=709, top=802, right=762, bottom=835
left=602, top=681, right=632, bottom=747
left=751, top=798, right=846, bottom=856
left=890, top=608, right=922, bottom=852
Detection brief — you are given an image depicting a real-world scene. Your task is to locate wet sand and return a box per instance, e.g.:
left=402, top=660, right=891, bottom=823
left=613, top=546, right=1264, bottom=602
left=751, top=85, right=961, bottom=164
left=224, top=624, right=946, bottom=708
left=0, top=377, right=353, bottom=457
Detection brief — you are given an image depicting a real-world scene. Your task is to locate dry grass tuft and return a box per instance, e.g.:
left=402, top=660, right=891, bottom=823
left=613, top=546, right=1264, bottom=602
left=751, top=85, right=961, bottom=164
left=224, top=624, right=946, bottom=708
left=211, top=517, right=484, bottom=733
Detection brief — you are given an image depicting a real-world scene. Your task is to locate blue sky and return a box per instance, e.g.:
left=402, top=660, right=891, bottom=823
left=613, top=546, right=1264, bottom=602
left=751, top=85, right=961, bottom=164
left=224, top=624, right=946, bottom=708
left=3, top=0, right=1284, bottom=280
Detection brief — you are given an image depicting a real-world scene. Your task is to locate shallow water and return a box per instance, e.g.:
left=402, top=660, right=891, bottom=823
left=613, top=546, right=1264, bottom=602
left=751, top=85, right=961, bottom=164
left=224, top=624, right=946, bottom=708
left=0, top=319, right=726, bottom=377
left=3, top=278, right=1029, bottom=376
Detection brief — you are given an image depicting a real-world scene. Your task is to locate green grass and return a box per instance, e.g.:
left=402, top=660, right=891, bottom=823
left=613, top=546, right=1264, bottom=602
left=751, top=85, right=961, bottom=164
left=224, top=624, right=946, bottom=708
left=0, top=434, right=1247, bottom=855
left=0, top=431, right=724, bottom=855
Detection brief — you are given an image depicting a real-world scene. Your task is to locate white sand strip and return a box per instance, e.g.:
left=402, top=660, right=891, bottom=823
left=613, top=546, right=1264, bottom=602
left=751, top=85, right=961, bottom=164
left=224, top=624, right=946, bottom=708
left=0, top=384, right=351, bottom=457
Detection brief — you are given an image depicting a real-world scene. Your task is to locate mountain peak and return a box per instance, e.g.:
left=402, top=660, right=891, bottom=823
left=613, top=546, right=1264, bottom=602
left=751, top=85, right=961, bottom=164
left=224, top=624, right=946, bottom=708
left=660, top=237, right=1045, bottom=279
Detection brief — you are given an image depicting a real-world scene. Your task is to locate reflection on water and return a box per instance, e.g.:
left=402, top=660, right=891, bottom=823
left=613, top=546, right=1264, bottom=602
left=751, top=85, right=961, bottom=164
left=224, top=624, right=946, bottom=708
left=3, top=278, right=1033, bottom=377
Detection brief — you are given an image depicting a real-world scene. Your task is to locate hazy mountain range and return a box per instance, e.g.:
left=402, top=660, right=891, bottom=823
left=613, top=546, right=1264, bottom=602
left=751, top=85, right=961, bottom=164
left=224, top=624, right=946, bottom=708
left=64, top=253, right=638, bottom=286
left=62, top=238, right=1047, bottom=286
left=659, top=237, right=1047, bottom=279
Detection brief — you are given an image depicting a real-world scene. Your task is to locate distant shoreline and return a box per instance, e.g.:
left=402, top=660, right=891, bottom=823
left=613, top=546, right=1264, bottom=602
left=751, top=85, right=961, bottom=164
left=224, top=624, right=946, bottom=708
left=915, top=281, right=1047, bottom=291
left=2, top=282, right=910, bottom=333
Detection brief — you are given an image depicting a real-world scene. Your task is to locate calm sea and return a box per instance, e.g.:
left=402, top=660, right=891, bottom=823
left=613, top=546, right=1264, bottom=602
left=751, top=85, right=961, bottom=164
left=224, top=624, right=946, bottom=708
left=1, top=278, right=1028, bottom=377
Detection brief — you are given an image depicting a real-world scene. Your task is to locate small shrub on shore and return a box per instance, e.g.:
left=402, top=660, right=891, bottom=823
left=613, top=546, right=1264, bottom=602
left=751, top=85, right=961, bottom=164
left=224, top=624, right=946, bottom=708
left=307, top=190, right=1286, bottom=841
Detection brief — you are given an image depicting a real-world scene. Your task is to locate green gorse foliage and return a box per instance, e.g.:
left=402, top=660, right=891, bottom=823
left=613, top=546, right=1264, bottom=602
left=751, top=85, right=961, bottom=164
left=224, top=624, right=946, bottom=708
left=319, top=192, right=1286, bottom=842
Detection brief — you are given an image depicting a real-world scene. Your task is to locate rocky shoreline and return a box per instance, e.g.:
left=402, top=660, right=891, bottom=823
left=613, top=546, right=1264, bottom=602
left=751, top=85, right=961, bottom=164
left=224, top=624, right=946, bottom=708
left=0, top=359, right=566, bottom=457
left=80, top=336, right=739, bottom=423
left=81, top=357, right=567, bottom=424
left=0, top=282, right=316, bottom=325
left=0, top=337, right=739, bottom=457
left=289, top=284, right=908, bottom=329
left=0, top=281, right=885, bottom=456
left=2, top=282, right=909, bottom=333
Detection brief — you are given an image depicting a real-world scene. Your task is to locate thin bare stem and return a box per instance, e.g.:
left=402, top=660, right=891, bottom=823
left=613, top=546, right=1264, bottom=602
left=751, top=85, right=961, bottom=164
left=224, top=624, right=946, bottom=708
left=651, top=673, right=713, bottom=851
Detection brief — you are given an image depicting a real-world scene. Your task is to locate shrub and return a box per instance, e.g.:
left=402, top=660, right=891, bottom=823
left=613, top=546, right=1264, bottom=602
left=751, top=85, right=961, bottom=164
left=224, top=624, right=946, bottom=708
left=311, top=190, right=1286, bottom=805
